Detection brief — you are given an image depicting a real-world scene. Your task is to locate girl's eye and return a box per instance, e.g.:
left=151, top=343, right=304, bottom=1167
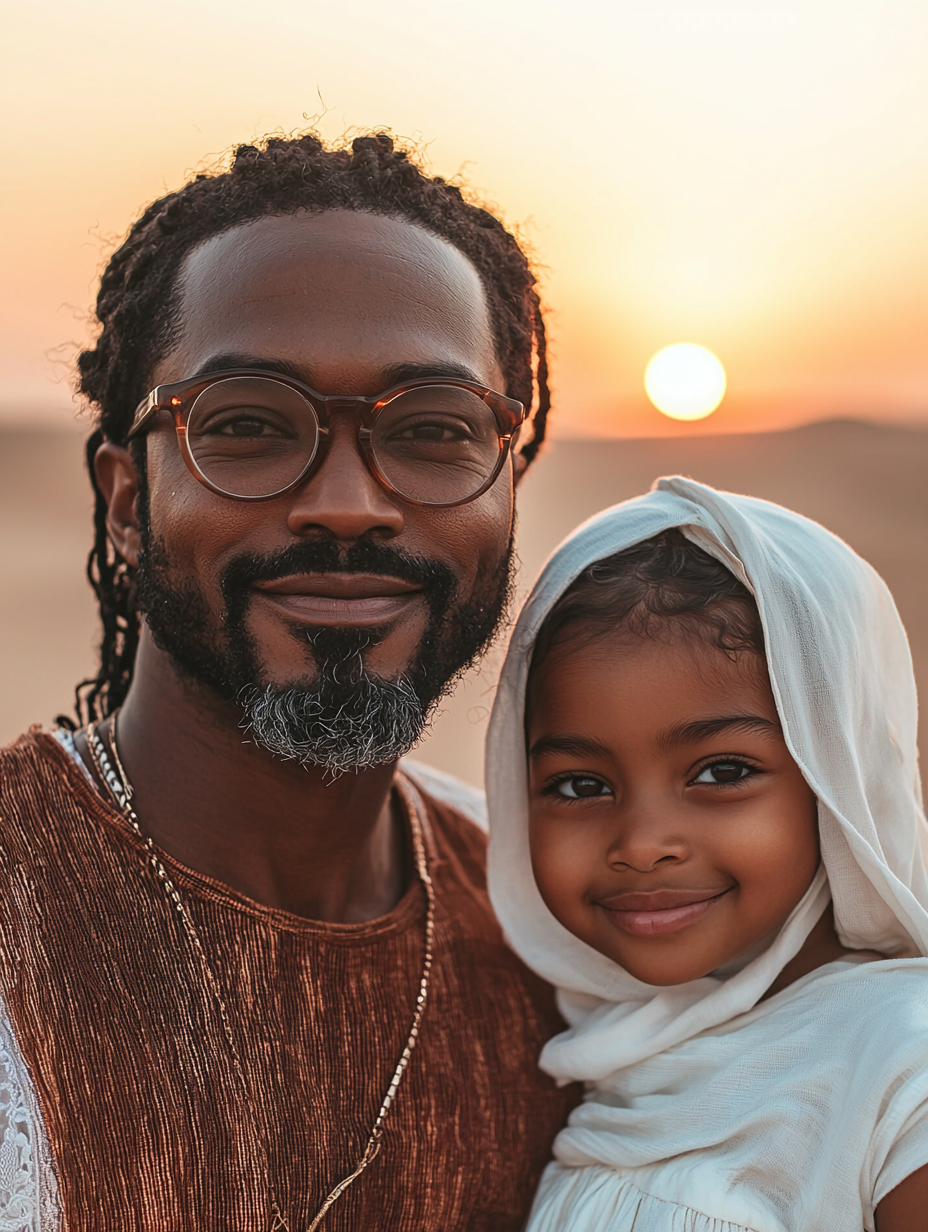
left=692, top=760, right=754, bottom=785
left=554, top=776, right=610, bottom=799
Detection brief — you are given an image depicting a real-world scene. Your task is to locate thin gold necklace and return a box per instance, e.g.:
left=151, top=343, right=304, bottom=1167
left=85, top=715, right=435, bottom=1232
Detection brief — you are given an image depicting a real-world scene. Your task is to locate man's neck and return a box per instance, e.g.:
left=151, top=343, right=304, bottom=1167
left=79, top=630, right=408, bottom=923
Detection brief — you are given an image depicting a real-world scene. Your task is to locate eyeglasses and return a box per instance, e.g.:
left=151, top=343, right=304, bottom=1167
left=128, top=368, right=526, bottom=508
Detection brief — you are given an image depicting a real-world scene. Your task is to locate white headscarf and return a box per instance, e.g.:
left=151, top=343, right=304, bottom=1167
left=487, top=477, right=928, bottom=1084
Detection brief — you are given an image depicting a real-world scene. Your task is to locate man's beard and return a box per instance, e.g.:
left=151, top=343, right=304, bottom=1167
left=135, top=512, right=514, bottom=773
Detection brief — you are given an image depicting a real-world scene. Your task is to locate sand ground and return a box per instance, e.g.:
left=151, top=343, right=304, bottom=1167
left=2, top=419, right=925, bottom=787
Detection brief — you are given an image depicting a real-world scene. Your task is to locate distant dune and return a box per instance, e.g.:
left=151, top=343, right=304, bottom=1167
left=2, top=419, right=927, bottom=786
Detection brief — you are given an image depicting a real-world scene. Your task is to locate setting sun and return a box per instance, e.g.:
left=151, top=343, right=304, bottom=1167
left=644, top=344, right=727, bottom=422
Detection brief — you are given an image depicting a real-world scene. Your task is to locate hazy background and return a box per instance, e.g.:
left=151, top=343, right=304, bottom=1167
left=3, top=0, right=926, bottom=434
left=4, top=420, right=927, bottom=786
left=1, top=0, right=927, bottom=784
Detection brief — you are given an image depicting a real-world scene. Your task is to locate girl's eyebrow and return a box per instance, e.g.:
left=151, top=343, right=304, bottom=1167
left=659, top=715, right=782, bottom=750
left=529, top=735, right=614, bottom=762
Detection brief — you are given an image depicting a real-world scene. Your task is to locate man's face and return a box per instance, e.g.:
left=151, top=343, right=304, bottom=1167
left=134, top=210, right=519, bottom=768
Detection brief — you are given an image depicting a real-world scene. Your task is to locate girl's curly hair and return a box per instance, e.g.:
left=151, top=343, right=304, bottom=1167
left=531, top=529, right=765, bottom=674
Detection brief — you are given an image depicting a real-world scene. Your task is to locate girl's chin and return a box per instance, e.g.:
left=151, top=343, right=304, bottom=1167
left=594, top=932, right=739, bottom=986
left=614, top=959, right=722, bottom=987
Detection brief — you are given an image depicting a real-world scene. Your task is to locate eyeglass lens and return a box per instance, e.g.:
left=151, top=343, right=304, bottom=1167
left=185, top=376, right=504, bottom=503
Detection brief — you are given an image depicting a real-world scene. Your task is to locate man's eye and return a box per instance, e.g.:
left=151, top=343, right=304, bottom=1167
left=555, top=776, right=609, bottom=799
left=197, top=408, right=293, bottom=438
left=390, top=418, right=470, bottom=443
left=217, top=417, right=280, bottom=438
left=692, top=760, right=753, bottom=785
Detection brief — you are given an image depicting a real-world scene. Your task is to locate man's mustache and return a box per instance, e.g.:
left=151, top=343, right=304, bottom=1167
left=220, top=539, right=457, bottom=609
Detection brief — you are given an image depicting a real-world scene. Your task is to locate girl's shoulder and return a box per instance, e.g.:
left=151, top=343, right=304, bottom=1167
left=770, top=953, right=928, bottom=999
left=754, top=956, right=928, bottom=1051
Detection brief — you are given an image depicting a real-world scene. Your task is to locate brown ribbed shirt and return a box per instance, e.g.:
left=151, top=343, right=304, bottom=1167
left=0, top=731, right=576, bottom=1231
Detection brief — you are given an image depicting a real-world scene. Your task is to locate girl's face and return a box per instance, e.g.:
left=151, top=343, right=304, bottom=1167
left=527, top=628, right=820, bottom=986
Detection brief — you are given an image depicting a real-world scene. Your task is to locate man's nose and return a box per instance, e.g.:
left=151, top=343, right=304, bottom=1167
left=285, top=421, right=405, bottom=542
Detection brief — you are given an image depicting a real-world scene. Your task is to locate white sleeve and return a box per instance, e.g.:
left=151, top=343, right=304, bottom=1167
left=0, top=995, right=60, bottom=1230
left=867, top=1063, right=928, bottom=1221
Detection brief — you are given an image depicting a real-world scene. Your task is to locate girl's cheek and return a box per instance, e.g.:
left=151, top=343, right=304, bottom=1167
left=530, top=819, right=595, bottom=917
left=528, top=815, right=558, bottom=886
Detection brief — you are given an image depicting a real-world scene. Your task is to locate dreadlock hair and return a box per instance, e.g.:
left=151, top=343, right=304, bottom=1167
left=530, top=529, right=765, bottom=677
left=72, top=131, right=552, bottom=726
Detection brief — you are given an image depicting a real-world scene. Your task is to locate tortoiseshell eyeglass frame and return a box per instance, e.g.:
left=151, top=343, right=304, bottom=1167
left=127, top=368, right=526, bottom=508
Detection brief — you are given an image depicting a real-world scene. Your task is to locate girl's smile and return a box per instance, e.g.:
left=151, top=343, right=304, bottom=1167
left=527, top=630, right=828, bottom=986
left=598, top=886, right=733, bottom=937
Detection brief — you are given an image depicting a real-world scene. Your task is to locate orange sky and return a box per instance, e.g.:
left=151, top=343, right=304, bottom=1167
left=2, top=0, right=926, bottom=438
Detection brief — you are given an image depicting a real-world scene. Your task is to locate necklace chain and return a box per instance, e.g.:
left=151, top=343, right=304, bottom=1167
left=85, top=716, right=435, bottom=1232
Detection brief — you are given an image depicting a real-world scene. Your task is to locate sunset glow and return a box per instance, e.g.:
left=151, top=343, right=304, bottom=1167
left=1, top=1, right=926, bottom=438
left=645, top=345, right=726, bottom=422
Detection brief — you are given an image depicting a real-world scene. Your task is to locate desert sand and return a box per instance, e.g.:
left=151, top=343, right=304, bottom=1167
left=2, top=419, right=926, bottom=787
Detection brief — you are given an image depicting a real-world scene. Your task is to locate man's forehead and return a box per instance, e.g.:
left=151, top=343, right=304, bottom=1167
left=154, top=211, right=502, bottom=393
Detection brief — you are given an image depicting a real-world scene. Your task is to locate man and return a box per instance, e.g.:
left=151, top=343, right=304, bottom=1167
left=0, top=132, right=575, bottom=1230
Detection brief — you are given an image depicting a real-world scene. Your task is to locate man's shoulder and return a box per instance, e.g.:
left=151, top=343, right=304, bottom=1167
left=1, top=726, right=65, bottom=776
left=400, top=759, right=487, bottom=832
left=401, top=759, right=569, bottom=1023
left=399, top=760, right=494, bottom=897
left=0, top=727, right=88, bottom=820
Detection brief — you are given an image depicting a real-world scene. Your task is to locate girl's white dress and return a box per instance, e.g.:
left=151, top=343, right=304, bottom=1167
left=531, top=959, right=928, bottom=1232
left=486, top=478, right=928, bottom=1232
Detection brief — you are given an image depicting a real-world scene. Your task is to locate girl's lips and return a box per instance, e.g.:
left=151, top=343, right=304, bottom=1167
left=599, top=889, right=731, bottom=937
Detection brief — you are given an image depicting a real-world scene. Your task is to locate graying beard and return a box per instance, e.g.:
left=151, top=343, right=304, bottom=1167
left=238, top=676, right=428, bottom=775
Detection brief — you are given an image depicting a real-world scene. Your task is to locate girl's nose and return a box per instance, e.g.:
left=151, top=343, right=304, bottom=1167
left=605, top=800, right=689, bottom=873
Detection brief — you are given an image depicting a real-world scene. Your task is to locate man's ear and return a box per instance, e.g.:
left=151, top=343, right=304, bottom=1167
left=94, top=442, right=142, bottom=568
left=513, top=450, right=529, bottom=487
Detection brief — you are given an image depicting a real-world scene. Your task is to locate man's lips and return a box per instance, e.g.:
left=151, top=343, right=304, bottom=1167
left=251, top=573, right=425, bottom=625
left=597, top=887, right=732, bottom=938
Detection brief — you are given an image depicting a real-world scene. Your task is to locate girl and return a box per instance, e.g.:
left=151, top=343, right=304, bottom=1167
left=487, top=477, right=928, bottom=1232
